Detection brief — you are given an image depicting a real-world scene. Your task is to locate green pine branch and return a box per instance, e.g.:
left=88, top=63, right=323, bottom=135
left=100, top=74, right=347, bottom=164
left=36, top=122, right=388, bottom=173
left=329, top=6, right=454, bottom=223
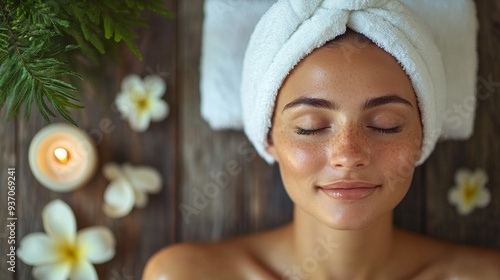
left=0, top=0, right=173, bottom=125
left=0, top=31, right=7, bottom=54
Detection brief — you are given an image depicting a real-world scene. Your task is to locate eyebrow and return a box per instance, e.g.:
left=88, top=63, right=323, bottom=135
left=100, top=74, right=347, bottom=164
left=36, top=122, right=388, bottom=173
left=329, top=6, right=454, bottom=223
left=362, top=95, right=413, bottom=110
left=282, top=97, right=338, bottom=112
left=282, top=94, right=413, bottom=112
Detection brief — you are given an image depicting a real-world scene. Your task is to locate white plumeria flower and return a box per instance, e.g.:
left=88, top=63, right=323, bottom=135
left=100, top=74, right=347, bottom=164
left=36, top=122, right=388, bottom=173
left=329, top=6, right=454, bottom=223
left=103, top=162, right=162, bottom=218
left=18, top=200, right=115, bottom=280
left=115, top=74, right=169, bottom=132
left=448, top=168, right=491, bottom=215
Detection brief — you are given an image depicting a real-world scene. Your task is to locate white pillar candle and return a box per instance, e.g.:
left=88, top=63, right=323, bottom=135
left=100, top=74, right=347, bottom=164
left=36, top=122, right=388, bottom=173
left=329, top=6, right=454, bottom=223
left=28, top=123, right=98, bottom=192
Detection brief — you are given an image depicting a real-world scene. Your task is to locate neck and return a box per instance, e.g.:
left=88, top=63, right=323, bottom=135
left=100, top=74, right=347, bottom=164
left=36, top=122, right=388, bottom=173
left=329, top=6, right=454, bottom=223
left=286, top=207, right=395, bottom=280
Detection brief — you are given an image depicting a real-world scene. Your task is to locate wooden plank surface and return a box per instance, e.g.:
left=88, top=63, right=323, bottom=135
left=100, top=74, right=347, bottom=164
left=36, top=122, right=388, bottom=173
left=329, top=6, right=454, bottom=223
left=424, top=0, right=500, bottom=248
left=2, top=2, right=177, bottom=279
left=1, top=0, right=499, bottom=279
left=0, top=110, right=16, bottom=280
left=178, top=0, right=293, bottom=243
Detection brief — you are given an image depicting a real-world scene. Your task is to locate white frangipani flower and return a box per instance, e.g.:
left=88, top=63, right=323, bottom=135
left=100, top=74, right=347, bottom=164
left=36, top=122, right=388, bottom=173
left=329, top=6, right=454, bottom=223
left=18, top=200, right=115, bottom=280
left=115, top=74, right=169, bottom=132
left=448, top=168, right=491, bottom=215
left=103, top=162, right=162, bottom=218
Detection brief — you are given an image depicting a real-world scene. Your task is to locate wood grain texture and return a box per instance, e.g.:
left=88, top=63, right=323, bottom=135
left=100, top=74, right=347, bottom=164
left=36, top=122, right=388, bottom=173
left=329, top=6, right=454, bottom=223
left=0, top=110, right=16, bottom=280
left=177, top=0, right=293, bottom=244
left=393, top=167, right=426, bottom=233
left=2, top=0, right=500, bottom=279
left=424, top=0, right=500, bottom=248
left=3, top=2, right=177, bottom=279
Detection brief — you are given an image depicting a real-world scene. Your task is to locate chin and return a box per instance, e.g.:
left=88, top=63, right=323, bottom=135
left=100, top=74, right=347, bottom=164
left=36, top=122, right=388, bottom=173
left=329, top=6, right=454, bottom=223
left=324, top=219, right=381, bottom=231
left=320, top=209, right=384, bottom=231
left=300, top=199, right=395, bottom=231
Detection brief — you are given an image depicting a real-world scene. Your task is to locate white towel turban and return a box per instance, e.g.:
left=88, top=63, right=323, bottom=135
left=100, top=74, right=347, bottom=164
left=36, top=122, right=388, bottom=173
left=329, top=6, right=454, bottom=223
left=200, top=0, right=478, bottom=165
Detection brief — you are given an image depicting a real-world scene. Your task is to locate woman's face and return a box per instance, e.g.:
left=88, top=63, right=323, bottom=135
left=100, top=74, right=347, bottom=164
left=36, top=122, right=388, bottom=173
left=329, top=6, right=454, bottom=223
left=267, top=41, right=422, bottom=230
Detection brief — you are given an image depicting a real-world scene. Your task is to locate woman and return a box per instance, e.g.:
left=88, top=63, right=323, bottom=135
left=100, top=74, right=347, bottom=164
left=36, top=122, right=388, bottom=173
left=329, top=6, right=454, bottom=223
left=144, top=1, right=500, bottom=279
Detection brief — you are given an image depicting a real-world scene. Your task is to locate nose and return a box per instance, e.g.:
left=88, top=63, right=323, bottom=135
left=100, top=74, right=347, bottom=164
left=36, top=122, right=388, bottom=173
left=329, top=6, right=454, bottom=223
left=329, top=127, right=370, bottom=170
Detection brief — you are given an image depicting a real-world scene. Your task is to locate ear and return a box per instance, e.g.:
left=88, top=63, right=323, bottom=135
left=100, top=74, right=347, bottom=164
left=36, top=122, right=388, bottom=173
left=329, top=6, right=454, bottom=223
left=265, top=130, right=279, bottom=162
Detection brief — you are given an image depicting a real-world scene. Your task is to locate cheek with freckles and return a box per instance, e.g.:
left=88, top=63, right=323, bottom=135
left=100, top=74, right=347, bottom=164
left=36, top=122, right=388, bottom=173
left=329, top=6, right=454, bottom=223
left=271, top=128, right=327, bottom=196
left=376, top=131, right=422, bottom=190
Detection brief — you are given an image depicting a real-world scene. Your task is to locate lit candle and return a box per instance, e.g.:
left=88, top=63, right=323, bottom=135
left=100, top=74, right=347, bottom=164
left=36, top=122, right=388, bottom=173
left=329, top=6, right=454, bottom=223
left=54, top=148, right=70, bottom=164
left=28, top=123, right=98, bottom=192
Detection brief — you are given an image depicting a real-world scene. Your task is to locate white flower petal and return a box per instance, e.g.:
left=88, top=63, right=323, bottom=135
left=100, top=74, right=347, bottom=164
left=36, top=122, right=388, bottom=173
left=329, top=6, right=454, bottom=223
left=77, top=227, right=115, bottom=264
left=123, top=164, right=162, bottom=193
left=103, top=162, right=123, bottom=181
left=454, top=169, right=471, bottom=186
left=449, top=168, right=492, bottom=215
left=150, top=100, right=169, bottom=121
left=447, top=189, right=460, bottom=205
left=103, top=203, right=132, bottom=219
left=43, top=200, right=76, bottom=243
left=69, top=260, right=98, bottom=280
left=117, top=74, right=170, bottom=132
left=115, top=94, right=132, bottom=117
left=144, top=75, right=166, bottom=97
left=129, top=111, right=151, bottom=132
left=472, top=169, right=488, bottom=186
left=457, top=202, right=474, bottom=216
left=32, top=262, right=71, bottom=280
left=121, top=74, right=143, bottom=93
left=134, top=188, right=149, bottom=208
left=475, top=189, right=491, bottom=207
left=18, top=233, right=60, bottom=265
left=103, top=179, right=135, bottom=218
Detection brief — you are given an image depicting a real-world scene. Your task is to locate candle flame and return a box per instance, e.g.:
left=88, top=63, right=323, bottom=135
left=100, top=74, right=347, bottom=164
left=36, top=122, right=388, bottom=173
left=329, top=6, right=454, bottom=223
left=54, top=148, right=70, bottom=164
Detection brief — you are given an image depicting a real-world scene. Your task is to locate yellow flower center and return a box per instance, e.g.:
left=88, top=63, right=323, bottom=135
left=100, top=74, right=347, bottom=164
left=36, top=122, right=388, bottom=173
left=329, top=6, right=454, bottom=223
left=131, top=90, right=150, bottom=112
left=58, top=242, right=83, bottom=264
left=136, top=97, right=150, bottom=111
left=463, top=181, right=479, bottom=205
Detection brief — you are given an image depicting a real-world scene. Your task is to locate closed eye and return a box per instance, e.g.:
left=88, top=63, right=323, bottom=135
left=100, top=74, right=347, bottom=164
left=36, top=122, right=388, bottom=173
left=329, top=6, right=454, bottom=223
left=368, top=126, right=402, bottom=134
left=295, top=127, right=327, bottom=136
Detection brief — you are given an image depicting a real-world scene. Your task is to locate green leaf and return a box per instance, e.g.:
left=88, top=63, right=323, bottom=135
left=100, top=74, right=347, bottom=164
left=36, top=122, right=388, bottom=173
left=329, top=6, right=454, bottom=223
left=0, top=0, right=173, bottom=123
left=123, top=37, right=142, bottom=61
left=0, top=28, right=8, bottom=53
left=103, top=16, right=113, bottom=39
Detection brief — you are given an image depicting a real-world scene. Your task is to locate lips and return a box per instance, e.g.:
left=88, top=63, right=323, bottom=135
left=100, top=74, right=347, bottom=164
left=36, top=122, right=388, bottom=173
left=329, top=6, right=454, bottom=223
left=318, top=181, right=381, bottom=201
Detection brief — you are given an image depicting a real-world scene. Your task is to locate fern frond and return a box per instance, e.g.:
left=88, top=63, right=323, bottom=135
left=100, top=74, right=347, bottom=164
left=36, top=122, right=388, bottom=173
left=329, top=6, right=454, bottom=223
left=0, top=0, right=174, bottom=124
left=136, top=0, right=175, bottom=17
left=0, top=42, right=82, bottom=123
left=0, top=27, right=8, bottom=53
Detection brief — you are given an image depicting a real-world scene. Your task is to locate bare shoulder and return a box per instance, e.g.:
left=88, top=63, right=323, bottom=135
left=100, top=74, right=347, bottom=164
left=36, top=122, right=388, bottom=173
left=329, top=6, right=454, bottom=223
left=142, top=241, right=247, bottom=280
left=142, top=226, right=290, bottom=280
left=440, top=244, right=500, bottom=279
left=394, top=229, right=500, bottom=280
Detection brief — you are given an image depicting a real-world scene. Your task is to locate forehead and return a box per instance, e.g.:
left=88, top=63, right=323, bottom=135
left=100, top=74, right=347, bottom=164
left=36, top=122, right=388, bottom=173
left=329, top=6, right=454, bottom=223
left=277, top=39, right=417, bottom=106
